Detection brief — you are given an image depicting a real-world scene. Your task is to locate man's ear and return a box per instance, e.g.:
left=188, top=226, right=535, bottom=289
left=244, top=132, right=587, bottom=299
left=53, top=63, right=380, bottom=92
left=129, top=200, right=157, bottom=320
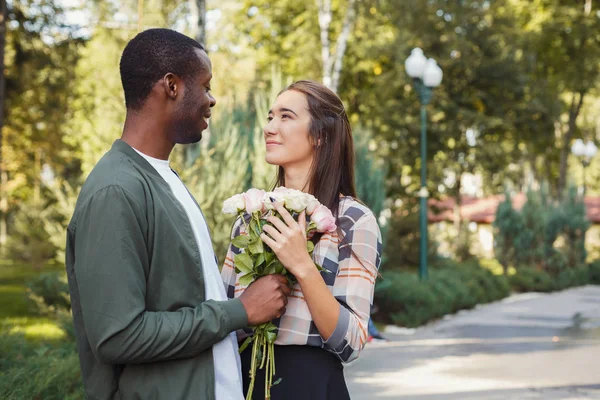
left=162, top=73, right=179, bottom=100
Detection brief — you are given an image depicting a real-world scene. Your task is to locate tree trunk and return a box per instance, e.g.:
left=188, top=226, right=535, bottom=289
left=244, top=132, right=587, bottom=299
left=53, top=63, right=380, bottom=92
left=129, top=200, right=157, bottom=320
left=558, top=91, right=586, bottom=197
left=585, top=0, right=592, bottom=15
left=189, top=0, right=206, bottom=46
left=317, top=0, right=332, bottom=88
left=453, top=170, right=463, bottom=234
left=330, top=0, right=355, bottom=92
left=317, top=0, right=356, bottom=93
left=137, top=0, right=144, bottom=31
left=0, top=0, right=7, bottom=248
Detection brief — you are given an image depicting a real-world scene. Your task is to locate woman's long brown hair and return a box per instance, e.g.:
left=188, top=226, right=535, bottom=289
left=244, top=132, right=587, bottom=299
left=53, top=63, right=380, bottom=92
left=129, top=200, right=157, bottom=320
left=273, top=80, right=356, bottom=218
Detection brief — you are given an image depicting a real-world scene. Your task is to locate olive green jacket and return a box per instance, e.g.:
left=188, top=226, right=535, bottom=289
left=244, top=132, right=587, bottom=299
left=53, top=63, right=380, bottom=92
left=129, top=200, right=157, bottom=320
left=65, top=140, right=248, bottom=400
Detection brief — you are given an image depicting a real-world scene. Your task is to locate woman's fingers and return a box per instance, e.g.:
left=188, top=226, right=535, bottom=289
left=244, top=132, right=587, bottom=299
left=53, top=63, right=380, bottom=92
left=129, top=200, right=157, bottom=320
left=262, top=224, right=284, bottom=242
left=271, top=201, right=297, bottom=227
left=267, top=214, right=289, bottom=234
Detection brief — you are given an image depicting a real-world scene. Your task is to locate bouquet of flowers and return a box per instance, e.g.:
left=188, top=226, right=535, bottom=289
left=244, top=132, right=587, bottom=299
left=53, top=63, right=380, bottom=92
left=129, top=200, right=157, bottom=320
left=222, top=187, right=337, bottom=400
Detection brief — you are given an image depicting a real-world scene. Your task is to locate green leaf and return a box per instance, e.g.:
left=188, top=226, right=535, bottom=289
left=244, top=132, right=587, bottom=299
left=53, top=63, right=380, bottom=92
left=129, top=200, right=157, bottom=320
left=239, top=273, right=255, bottom=287
left=265, top=264, right=277, bottom=274
left=234, top=253, right=254, bottom=274
left=272, top=378, right=282, bottom=386
left=265, top=322, right=278, bottom=331
left=274, top=262, right=286, bottom=275
left=255, top=252, right=266, bottom=267
left=315, top=263, right=332, bottom=274
left=265, top=250, right=275, bottom=265
left=232, top=235, right=251, bottom=249
left=251, top=218, right=262, bottom=237
left=256, top=347, right=263, bottom=364
left=238, top=336, right=253, bottom=354
left=266, top=331, right=277, bottom=344
left=248, top=238, right=264, bottom=254
left=306, top=241, right=315, bottom=253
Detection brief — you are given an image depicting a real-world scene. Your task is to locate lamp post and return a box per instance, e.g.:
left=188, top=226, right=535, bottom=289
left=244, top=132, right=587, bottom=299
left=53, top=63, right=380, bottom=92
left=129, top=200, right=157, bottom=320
left=571, top=138, right=598, bottom=195
left=405, top=48, right=443, bottom=281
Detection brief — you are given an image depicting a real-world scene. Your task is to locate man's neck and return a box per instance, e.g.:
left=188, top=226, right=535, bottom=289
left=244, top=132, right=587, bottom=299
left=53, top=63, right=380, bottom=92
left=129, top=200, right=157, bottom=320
left=121, top=111, right=174, bottom=160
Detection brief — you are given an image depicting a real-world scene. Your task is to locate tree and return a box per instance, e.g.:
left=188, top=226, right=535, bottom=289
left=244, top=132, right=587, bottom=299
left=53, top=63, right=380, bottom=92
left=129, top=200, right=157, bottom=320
left=317, top=0, right=356, bottom=92
left=0, top=0, right=6, bottom=246
left=517, top=0, right=600, bottom=195
left=1, top=0, right=83, bottom=257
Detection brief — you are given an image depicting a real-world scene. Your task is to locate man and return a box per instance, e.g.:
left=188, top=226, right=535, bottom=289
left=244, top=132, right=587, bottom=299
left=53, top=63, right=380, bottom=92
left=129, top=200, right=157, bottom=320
left=65, top=28, right=290, bottom=400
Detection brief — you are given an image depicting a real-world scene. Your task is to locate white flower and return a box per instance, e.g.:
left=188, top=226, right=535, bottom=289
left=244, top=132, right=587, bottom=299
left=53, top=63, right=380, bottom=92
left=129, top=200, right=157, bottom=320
left=284, top=189, right=310, bottom=212
left=263, top=191, right=286, bottom=210
left=222, top=194, right=245, bottom=215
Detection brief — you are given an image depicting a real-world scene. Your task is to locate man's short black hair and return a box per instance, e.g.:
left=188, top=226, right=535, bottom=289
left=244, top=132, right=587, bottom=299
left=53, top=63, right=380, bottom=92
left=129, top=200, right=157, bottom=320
left=120, top=28, right=206, bottom=110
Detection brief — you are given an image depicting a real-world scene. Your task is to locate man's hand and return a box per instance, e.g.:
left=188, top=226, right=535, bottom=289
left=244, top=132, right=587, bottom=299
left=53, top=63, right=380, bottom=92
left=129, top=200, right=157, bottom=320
left=239, top=275, right=291, bottom=326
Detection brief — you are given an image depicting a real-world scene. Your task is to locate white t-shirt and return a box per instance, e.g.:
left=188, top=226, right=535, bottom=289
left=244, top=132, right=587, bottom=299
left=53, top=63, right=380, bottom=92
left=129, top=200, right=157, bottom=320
left=134, top=148, right=244, bottom=400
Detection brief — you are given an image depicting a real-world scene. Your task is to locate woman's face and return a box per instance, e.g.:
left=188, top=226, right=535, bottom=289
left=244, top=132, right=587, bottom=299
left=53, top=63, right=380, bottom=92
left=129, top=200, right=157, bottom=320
left=264, top=90, right=315, bottom=169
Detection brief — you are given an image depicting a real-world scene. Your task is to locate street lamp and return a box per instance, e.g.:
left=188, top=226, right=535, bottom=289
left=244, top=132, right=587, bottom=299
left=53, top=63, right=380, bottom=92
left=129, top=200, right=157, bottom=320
left=405, top=48, right=443, bottom=281
left=571, top=138, right=598, bottom=195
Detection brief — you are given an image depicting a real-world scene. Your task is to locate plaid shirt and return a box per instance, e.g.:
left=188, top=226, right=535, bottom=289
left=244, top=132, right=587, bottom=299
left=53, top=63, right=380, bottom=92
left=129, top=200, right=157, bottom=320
left=221, top=196, right=382, bottom=363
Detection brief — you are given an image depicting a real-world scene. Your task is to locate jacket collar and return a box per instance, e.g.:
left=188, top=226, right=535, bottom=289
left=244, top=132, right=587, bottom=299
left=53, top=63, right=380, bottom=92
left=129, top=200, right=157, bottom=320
left=111, top=139, right=165, bottom=180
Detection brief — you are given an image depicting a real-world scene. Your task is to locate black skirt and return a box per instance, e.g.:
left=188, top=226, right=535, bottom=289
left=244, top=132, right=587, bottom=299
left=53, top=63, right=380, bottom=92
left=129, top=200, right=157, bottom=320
left=240, top=344, right=351, bottom=400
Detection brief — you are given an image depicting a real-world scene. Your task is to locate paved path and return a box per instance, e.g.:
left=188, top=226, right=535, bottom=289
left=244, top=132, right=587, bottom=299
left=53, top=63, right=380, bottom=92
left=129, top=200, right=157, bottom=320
left=347, top=286, right=600, bottom=399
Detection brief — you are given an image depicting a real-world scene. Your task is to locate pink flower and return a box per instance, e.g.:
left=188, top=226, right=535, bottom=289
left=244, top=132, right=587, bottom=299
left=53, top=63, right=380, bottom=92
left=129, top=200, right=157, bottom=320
left=311, top=204, right=337, bottom=232
left=306, top=196, right=320, bottom=215
left=244, top=188, right=266, bottom=214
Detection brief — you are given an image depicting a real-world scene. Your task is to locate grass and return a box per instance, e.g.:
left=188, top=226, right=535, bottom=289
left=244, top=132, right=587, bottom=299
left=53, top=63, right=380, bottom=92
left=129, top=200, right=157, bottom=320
left=0, top=262, right=66, bottom=341
left=0, top=261, right=84, bottom=399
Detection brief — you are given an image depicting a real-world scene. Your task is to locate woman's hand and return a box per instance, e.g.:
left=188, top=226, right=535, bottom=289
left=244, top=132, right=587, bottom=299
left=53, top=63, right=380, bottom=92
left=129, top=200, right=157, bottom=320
left=260, top=200, right=315, bottom=279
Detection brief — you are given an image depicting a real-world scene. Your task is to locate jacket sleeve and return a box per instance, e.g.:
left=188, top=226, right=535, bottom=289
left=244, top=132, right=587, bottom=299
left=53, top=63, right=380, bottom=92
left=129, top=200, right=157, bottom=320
left=72, top=185, right=248, bottom=364
left=322, top=211, right=382, bottom=363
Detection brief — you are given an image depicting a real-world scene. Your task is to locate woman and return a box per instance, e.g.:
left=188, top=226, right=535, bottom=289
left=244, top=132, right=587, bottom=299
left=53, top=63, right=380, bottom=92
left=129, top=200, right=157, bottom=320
left=222, top=80, right=382, bottom=399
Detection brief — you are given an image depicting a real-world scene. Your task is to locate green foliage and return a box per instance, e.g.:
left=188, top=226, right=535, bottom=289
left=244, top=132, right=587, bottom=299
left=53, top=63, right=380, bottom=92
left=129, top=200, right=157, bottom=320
left=508, top=268, right=555, bottom=293
left=178, top=112, right=252, bottom=262
left=495, top=186, right=590, bottom=274
left=354, top=128, right=386, bottom=219
left=0, top=335, right=83, bottom=400
left=26, top=272, right=71, bottom=316
left=493, top=192, right=522, bottom=273
left=590, top=260, right=600, bottom=284
left=554, top=266, right=590, bottom=291
left=543, top=187, right=589, bottom=272
left=374, top=263, right=510, bottom=327
left=3, top=0, right=83, bottom=223
left=382, top=199, right=438, bottom=269
left=514, top=188, right=550, bottom=268
left=3, top=200, right=56, bottom=268
left=0, top=262, right=82, bottom=399
left=454, top=221, right=476, bottom=262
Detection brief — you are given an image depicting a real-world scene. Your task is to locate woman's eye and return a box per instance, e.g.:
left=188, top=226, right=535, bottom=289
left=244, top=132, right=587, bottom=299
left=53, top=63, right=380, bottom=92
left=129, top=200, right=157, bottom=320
left=267, top=116, right=273, bottom=122
left=281, top=114, right=290, bottom=119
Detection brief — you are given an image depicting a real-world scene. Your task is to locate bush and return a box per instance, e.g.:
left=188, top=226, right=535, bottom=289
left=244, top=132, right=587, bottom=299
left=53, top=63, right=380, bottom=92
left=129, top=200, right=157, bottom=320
left=554, top=266, right=590, bottom=290
left=26, top=271, right=71, bottom=315
left=590, top=260, right=600, bottom=284
left=374, top=271, right=438, bottom=327
left=509, top=268, right=554, bottom=292
left=374, top=264, right=511, bottom=327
